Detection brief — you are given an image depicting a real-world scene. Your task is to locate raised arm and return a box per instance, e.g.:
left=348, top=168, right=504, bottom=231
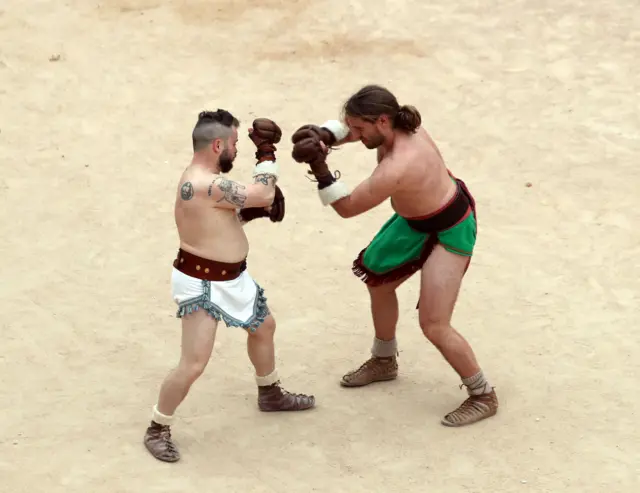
left=325, top=159, right=401, bottom=218
left=213, top=117, right=286, bottom=226
left=291, top=133, right=401, bottom=218
left=291, top=119, right=356, bottom=149
left=207, top=163, right=277, bottom=210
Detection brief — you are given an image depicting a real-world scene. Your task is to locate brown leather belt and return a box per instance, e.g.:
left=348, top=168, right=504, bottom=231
left=404, top=180, right=472, bottom=233
left=172, top=248, right=246, bottom=281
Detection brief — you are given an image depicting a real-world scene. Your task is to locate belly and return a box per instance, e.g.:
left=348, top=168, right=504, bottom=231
left=391, top=179, right=457, bottom=218
left=177, top=212, right=249, bottom=263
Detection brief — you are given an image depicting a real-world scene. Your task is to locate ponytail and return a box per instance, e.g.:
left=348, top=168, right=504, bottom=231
left=393, top=105, right=421, bottom=133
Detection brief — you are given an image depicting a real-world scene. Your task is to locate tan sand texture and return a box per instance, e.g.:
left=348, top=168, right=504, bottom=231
left=1, top=1, right=639, bottom=492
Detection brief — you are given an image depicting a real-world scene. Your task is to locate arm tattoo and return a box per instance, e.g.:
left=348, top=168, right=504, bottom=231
left=253, top=173, right=277, bottom=186
left=180, top=181, right=194, bottom=200
left=208, top=177, right=247, bottom=207
left=180, top=181, right=193, bottom=200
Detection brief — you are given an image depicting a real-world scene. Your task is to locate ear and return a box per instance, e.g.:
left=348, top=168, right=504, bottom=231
left=212, top=138, right=223, bottom=153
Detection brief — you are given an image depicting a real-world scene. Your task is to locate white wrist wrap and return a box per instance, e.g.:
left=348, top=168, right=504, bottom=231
left=321, top=119, right=350, bottom=142
left=253, top=160, right=279, bottom=178
left=318, top=180, right=350, bottom=206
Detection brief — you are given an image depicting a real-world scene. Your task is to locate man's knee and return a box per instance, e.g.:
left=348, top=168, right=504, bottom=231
left=367, top=281, right=399, bottom=299
left=249, top=314, right=276, bottom=339
left=179, top=357, right=208, bottom=384
left=419, top=317, right=451, bottom=349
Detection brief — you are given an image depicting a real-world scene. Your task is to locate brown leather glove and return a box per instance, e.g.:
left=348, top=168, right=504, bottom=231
left=249, top=118, right=282, bottom=162
left=238, top=207, right=270, bottom=223
left=238, top=186, right=285, bottom=223
left=291, top=124, right=336, bottom=147
left=268, top=185, right=285, bottom=222
left=291, top=136, right=335, bottom=188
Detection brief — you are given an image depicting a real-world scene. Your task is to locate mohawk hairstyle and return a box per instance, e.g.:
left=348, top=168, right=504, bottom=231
left=192, top=108, right=240, bottom=151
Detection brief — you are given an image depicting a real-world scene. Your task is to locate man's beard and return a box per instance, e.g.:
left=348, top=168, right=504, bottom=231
left=363, top=133, right=385, bottom=149
left=219, top=148, right=235, bottom=173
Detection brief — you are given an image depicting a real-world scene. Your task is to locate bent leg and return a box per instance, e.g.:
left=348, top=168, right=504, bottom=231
left=246, top=313, right=276, bottom=377
left=157, top=310, right=218, bottom=415
left=144, top=309, right=218, bottom=462
left=340, top=273, right=413, bottom=387
left=369, top=274, right=410, bottom=342
left=246, top=313, right=315, bottom=411
left=418, top=244, right=498, bottom=426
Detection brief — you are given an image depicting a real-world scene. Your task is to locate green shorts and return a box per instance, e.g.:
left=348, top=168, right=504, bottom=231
left=352, top=175, right=477, bottom=286
left=434, top=209, right=477, bottom=256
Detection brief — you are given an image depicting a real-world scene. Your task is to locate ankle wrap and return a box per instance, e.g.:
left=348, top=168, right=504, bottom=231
left=256, top=369, right=279, bottom=386
left=151, top=404, right=174, bottom=426
left=371, top=337, right=398, bottom=358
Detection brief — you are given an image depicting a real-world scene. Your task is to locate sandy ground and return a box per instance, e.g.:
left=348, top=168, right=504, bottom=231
left=1, top=0, right=639, bottom=492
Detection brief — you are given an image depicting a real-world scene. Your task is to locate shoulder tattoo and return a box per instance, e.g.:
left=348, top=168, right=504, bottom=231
left=209, top=177, right=247, bottom=207
left=180, top=181, right=194, bottom=200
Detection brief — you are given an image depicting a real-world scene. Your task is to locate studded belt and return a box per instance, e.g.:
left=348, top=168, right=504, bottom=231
left=173, top=248, right=247, bottom=281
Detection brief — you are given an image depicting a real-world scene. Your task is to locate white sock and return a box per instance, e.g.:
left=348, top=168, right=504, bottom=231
left=462, top=371, right=492, bottom=396
left=255, top=369, right=279, bottom=386
left=151, top=404, right=174, bottom=426
left=371, top=337, right=398, bottom=358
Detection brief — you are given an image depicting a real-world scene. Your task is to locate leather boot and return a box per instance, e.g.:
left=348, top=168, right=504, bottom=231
left=257, top=382, right=315, bottom=411
left=340, top=356, right=398, bottom=387
left=143, top=421, right=180, bottom=462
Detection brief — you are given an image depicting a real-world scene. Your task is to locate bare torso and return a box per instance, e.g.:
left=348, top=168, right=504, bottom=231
left=174, top=165, right=249, bottom=263
left=378, top=127, right=456, bottom=218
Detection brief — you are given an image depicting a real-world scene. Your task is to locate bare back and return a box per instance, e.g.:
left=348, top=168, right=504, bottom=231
left=379, top=127, right=457, bottom=219
left=174, top=165, right=249, bottom=263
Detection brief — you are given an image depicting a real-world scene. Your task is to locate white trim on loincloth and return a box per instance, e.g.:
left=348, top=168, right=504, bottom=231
left=171, top=267, right=269, bottom=332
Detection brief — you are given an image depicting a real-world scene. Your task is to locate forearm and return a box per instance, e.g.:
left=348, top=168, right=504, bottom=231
left=292, top=119, right=377, bottom=218
left=329, top=196, right=353, bottom=217
left=237, top=162, right=282, bottom=225
left=317, top=175, right=353, bottom=218
left=208, top=160, right=278, bottom=210
left=248, top=159, right=278, bottom=207
left=315, top=161, right=395, bottom=219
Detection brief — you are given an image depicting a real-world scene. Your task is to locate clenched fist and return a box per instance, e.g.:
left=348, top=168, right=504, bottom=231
left=249, top=118, right=282, bottom=163
left=292, top=135, right=334, bottom=187
left=291, top=124, right=335, bottom=147
left=250, top=118, right=282, bottom=145
left=291, top=135, right=326, bottom=164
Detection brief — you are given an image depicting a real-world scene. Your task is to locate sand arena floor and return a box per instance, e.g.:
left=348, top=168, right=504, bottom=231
left=1, top=1, right=639, bottom=492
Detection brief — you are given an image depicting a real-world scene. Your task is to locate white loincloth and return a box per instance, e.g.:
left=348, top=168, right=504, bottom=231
left=171, top=267, right=269, bottom=332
